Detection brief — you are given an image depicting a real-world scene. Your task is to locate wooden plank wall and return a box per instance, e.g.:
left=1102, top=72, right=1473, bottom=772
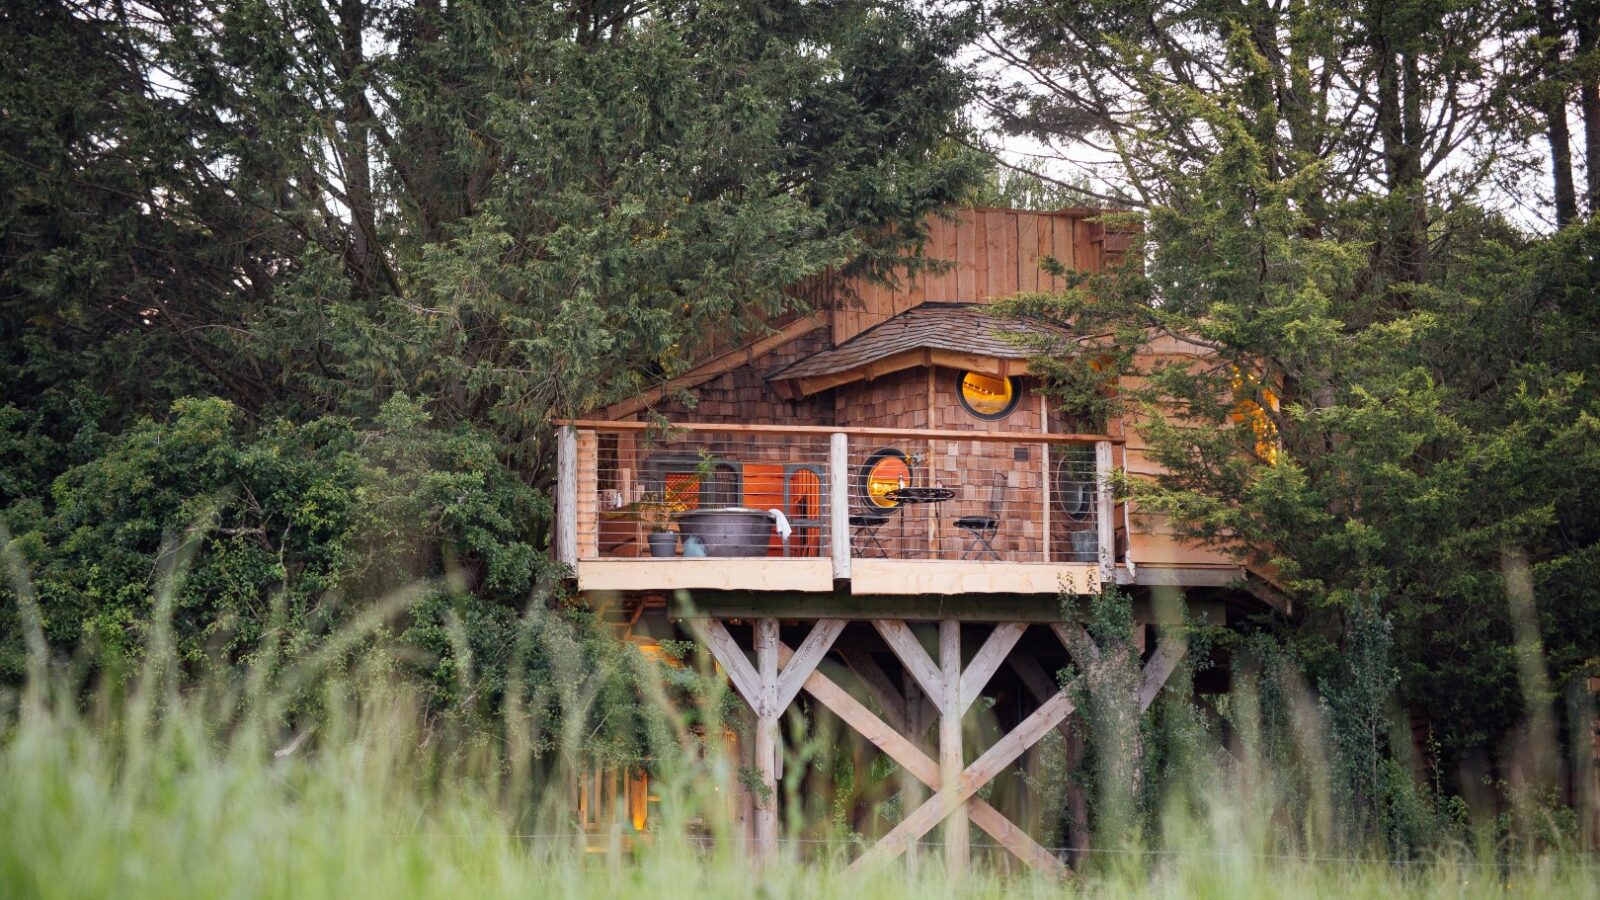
left=1118, top=335, right=1240, bottom=570
left=823, top=208, right=1129, bottom=346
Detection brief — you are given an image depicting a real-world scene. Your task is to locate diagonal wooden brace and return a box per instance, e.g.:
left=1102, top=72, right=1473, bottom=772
left=695, top=618, right=845, bottom=716
left=847, top=630, right=1190, bottom=872
left=778, top=642, right=1069, bottom=878
left=694, top=618, right=845, bottom=862
left=848, top=686, right=1079, bottom=872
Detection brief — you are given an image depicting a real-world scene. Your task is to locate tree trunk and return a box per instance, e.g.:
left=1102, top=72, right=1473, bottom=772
left=1540, top=0, right=1580, bottom=226
left=1401, top=52, right=1429, bottom=280
left=1373, top=25, right=1427, bottom=283
left=338, top=0, right=382, bottom=291
left=1576, top=0, right=1600, bottom=213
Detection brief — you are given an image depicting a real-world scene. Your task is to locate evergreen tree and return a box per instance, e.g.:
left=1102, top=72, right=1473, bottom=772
left=982, top=0, right=1600, bottom=822
left=0, top=0, right=985, bottom=686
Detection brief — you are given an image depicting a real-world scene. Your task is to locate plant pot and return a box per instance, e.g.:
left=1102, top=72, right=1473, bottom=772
left=647, top=531, right=678, bottom=558
left=675, top=508, right=774, bottom=557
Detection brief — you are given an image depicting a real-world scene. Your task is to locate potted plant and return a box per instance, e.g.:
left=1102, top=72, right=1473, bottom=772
left=634, top=492, right=679, bottom=558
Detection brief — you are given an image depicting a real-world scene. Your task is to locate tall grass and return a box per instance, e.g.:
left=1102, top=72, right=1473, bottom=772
left=1, top=539, right=1596, bottom=897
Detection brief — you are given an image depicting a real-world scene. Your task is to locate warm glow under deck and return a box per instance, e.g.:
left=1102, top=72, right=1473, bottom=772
left=574, top=558, right=1101, bottom=595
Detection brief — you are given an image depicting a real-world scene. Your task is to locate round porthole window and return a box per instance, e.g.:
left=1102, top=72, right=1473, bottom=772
left=859, top=448, right=911, bottom=511
left=957, top=371, right=1019, bottom=420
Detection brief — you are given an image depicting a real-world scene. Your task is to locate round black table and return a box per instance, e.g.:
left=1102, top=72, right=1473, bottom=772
left=884, top=487, right=955, bottom=558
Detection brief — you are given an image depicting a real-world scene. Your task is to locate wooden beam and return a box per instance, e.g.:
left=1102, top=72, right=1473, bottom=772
left=909, top=691, right=939, bottom=742
left=774, top=619, right=845, bottom=712
left=926, top=349, right=1013, bottom=378
left=1137, top=638, right=1187, bottom=712
left=850, top=687, right=1080, bottom=872
left=778, top=643, right=1068, bottom=879
left=939, top=620, right=969, bottom=873
left=927, top=367, right=938, bottom=557
left=789, top=368, right=868, bottom=397
left=696, top=619, right=761, bottom=707
left=848, top=560, right=1101, bottom=596
left=1007, top=653, right=1076, bottom=743
left=578, top=558, right=834, bottom=592
left=600, top=312, right=827, bottom=419
left=1095, top=440, right=1115, bottom=586
left=1041, top=393, right=1052, bottom=563
left=787, top=349, right=1022, bottom=400
left=958, top=623, right=1028, bottom=715
left=829, top=433, right=850, bottom=580
left=679, top=591, right=1077, bottom=623
left=873, top=620, right=944, bottom=713
left=754, top=617, right=779, bottom=861
left=556, top=426, right=578, bottom=567
left=576, top=430, right=599, bottom=560
left=756, top=615, right=779, bottom=720
left=566, top=419, right=1121, bottom=445
left=1048, top=621, right=1094, bottom=666
left=839, top=651, right=909, bottom=734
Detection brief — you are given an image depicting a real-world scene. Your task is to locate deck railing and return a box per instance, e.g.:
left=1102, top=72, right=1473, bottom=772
left=556, top=421, right=1122, bottom=589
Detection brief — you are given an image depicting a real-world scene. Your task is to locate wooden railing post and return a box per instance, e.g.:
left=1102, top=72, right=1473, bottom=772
left=557, top=425, right=578, bottom=568
left=1095, top=440, right=1115, bottom=588
left=830, top=432, right=850, bottom=580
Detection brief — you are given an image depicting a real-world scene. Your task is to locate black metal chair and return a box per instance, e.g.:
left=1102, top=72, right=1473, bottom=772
left=848, top=509, right=892, bottom=557
left=955, top=474, right=1007, bottom=560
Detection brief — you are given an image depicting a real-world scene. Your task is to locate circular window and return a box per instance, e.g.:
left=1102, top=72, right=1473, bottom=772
left=957, top=371, right=1019, bottom=420
left=858, top=449, right=911, bottom=511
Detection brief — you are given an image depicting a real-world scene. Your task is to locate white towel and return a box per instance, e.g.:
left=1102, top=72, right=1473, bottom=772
left=766, top=509, right=792, bottom=541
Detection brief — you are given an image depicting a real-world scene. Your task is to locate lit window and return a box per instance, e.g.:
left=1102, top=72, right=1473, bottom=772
left=859, top=449, right=910, bottom=510
left=957, top=371, right=1019, bottom=420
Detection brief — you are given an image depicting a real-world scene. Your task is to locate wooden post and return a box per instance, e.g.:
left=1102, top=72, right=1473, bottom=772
left=754, top=617, right=780, bottom=862
left=556, top=426, right=578, bottom=567
left=1041, top=393, right=1052, bottom=563
left=577, top=430, right=600, bottom=560
left=927, top=369, right=938, bottom=558
left=830, top=432, right=850, bottom=579
left=1095, top=440, right=1115, bottom=588
left=939, top=620, right=968, bottom=874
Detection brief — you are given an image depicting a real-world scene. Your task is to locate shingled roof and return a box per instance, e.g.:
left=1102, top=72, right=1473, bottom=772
left=765, top=303, right=1074, bottom=397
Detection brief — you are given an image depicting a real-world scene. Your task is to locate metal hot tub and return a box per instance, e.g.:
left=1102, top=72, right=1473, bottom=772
left=675, top=507, right=775, bottom=557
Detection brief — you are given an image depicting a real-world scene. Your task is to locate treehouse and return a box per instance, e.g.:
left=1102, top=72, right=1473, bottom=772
left=554, top=208, right=1280, bottom=874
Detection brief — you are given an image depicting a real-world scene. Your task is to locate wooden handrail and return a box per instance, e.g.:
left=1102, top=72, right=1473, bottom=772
left=561, top=419, right=1122, bottom=445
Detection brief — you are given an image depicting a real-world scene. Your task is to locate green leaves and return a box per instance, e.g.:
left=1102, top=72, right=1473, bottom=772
left=0, top=0, right=983, bottom=710
left=1, top=395, right=543, bottom=683
left=991, top=0, right=1600, bottom=805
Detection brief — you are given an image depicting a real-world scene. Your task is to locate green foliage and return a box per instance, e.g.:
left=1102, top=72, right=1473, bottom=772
left=0, top=395, right=545, bottom=701
left=1054, top=586, right=1218, bottom=861
left=989, top=0, right=1600, bottom=834
left=0, top=0, right=987, bottom=737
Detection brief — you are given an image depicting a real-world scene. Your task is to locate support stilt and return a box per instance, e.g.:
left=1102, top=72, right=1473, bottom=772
left=939, top=620, right=968, bottom=875
left=696, top=617, right=844, bottom=866
left=694, top=615, right=1187, bottom=879
left=754, top=617, right=779, bottom=862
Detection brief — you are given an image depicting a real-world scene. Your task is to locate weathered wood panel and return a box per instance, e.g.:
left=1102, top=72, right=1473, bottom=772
left=829, top=209, right=1110, bottom=344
